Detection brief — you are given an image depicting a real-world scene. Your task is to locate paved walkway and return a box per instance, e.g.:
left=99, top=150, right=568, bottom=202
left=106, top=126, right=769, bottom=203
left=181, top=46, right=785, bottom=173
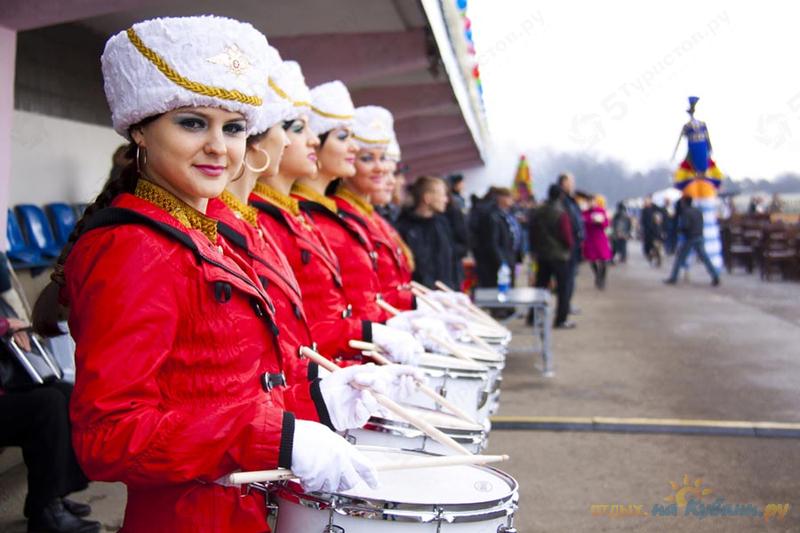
left=1, top=248, right=798, bottom=531
left=487, top=249, right=800, bottom=532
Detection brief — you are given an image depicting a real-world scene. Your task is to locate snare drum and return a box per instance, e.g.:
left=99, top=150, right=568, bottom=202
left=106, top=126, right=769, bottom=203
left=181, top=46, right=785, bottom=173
left=344, top=404, right=487, bottom=455
left=406, top=353, right=491, bottom=424
left=268, top=447, right=519, bottom=532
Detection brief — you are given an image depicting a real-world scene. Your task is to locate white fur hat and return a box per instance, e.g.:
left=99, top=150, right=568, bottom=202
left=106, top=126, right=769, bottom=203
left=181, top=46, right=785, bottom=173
left=308, top=81, right=355, bottom=136
left=386, top=130, right=401, bottom=161
left=352, top=106, right=393, bottom=150
left=266, top=60, right=311, bottom=123
left=101, top=16, right=272, bottom=138
left=251, top=45, right=294, bottom=134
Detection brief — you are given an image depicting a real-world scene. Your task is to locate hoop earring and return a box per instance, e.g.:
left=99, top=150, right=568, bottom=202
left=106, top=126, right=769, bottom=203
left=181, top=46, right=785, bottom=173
left=244, top=147, right=271, bottom=173
left=135, top=145, right=147, bottom=175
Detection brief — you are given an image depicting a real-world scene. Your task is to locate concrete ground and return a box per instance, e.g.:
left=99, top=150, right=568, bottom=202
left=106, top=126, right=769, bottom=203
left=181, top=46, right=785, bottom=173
left=486, top=249, right=800, bottom=532
left=1, top=248, right=798, bottom=531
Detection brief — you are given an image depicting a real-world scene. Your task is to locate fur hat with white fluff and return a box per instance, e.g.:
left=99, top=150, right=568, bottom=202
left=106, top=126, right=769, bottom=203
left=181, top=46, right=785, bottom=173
left=101, top=16, right=272, bottom=138
left=266, top=60, right=311, bottom=123
left=352, top=106, right=393, bottom=150
left=251, top=45, right=294, bottom=134
left=386, top=132, right=401, bottom=162
left=308, top=81, right=355, bottom=136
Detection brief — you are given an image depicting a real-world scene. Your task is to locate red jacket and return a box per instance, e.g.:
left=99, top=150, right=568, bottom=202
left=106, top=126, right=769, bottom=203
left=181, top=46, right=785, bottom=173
left=63, top=188, right=319, bottom=532
left=332, top=192, right=414, bottom=311
left=249, top=184, right=368, bottom=361
left=369, top=211, right=415, bottom=310
left=293, top=188, right=388, bottom=323
left=208, top=194, right=332, bottom=417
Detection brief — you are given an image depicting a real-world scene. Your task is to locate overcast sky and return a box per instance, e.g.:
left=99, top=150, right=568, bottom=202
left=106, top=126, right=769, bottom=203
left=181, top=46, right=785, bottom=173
left=464, top=0, right=799, bottom=190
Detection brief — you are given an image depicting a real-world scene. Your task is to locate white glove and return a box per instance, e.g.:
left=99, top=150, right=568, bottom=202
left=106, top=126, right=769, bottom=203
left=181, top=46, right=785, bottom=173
left=375, top=364, right=427, bottom=402
left=425, top=290, right=472, bottom=309
left=410, top=317, right=454, bottom=353
left=319, top=364, right=386, bottom=431
left=371, top=322, right=424, bottom=364
left=291, top=420, right=378, bottom=492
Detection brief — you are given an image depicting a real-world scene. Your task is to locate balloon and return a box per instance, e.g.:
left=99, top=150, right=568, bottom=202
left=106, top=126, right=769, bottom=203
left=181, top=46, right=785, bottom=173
left=464, top=17, right=472, bottom=30
left=467, top=43, right=476, bottom=55
left=465, top=29, right=473, bottom=41
left=456, top=0, right=468, bottom=10
left=472, top=65, right=480, bottom=79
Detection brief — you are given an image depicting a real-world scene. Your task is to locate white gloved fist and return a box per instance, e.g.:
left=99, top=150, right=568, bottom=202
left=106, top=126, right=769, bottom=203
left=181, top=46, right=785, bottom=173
left=375, top=364, right=427, bottom=402
left=291, top=420, right=378, bottom=492
left=371, top=322, right=424, bottom=364
left=319, top=364, right=386, bottom=431
left=425, top=291, right=472, bottom=309
left=410, top=317, right=453, bottom=353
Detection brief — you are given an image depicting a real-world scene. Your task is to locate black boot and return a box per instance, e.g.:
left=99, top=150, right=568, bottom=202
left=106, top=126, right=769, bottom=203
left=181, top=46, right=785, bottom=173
left=27, top=498, right=100, bottom=533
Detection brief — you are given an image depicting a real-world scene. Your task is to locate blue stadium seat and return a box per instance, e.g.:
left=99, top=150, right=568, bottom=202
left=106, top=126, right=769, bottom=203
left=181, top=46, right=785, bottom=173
left=5, top=209, right=50, bottom=269
left=15, top=204, right=61, bottom=258
left=45, top=202, right=77, bottom=245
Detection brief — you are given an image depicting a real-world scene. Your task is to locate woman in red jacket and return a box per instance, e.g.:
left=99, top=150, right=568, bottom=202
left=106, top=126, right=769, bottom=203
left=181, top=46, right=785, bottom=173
left=251, top=74, right=421, bottom=364
left=31, top=17, right=381, bottom=533
left=329, top=106, right=416, bottom=310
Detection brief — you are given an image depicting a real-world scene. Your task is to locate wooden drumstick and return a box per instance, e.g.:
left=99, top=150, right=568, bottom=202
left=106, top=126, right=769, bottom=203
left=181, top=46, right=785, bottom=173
left=434, top=280, right=506, bottom=329
left=299, top=346, right=472, bottom=456
left=226, top=454, right=510, bottom=485
left=376, top=298, right=402, bottom=317
left=348, top=340, right=479, bottom=425
left=412, top=288, right=506, bottom=337
left=410, top=280, right=430, bottom=293
left=466, top=331, right=500, bottom=355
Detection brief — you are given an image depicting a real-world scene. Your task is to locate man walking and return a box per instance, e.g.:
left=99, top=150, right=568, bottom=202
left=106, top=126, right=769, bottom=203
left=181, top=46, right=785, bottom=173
left=530, top=184, right=575, bottom=328
left=664, top=196, right=720, bottom=286
left=557, top=173, right=584, bottom=313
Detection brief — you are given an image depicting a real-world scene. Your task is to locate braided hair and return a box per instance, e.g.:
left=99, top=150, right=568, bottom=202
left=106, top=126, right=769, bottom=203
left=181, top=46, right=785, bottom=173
left=32, top=141, right=143, bottom=336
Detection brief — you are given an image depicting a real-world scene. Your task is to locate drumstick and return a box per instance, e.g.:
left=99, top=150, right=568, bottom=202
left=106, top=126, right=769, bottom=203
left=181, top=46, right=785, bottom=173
left=434, top=280, right=506, bottom=329
left=376, top=298, right=402, bottom=317
left=426, top=334, right=482, bottom=365
left=299, top=346, right=472, bottom=456
left=466, top=331, right=499, bottom=355
left=410, top=280, right=431, bottom=293
left=413, top=288, right=506, bottom=336
left=226, top=453, right=510, bottom=485
left=348, top=340, right=479, bottom=425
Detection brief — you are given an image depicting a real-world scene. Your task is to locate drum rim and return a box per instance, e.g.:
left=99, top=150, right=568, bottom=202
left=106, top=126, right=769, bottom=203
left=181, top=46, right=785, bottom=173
left=268, top=448, right=519, bottom=524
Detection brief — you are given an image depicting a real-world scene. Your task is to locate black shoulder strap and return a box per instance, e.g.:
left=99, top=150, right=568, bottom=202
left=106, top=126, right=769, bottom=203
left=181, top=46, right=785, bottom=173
left=82, top=207, right=201, bottom=260
left=300, top=200, right=368, bottom=246
left=250, top=199, right=292, bottom=230
left=217, top=220, right=248, bottom=251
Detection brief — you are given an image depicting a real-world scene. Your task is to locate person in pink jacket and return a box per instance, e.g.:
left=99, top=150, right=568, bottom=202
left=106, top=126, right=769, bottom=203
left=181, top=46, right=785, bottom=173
left=582, top=195, right=612, bottom=289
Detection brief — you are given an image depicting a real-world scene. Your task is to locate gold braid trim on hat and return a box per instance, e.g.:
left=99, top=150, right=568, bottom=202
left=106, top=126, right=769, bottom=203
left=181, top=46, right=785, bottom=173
left=220, top=190, right=259, bottom=227
left=252, top=182, right=300, bottom=216
left=126, top=28, right=262, bottom=107
left=268, top=78, right=310, bottom=108
left=335, top=186, right=373, bottom=216
left=311, top=106, right=354, bottom=120
left=291, top=182, right=338, bottom=213
left=353, top=134, right=390, bottom=145
left=135, top=179, right=217, bottom=242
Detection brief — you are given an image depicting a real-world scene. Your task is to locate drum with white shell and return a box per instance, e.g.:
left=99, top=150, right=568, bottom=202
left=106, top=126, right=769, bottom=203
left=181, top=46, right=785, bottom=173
left=405, top=353, right=491, bottom=425
left=266, top=447, right=519, bottom=532
left=343, top=404, right=487, bottom=455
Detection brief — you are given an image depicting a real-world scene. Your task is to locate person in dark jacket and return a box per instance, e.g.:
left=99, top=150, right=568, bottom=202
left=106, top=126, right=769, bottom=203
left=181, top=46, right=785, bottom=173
left=558, top=173, right=584, bottom=313
left=611, top=202, right=632, bottom=264
left=530, top=184, right=575, bottom=328
left=664, top=196, right=720, bottom=285
left=445, top=175, right=469, bottom=289
left=397, top=176, right=456, bottom=289
left=471, top=187, right=515, bottom=287
left=640, top=195, right=662, bottom=259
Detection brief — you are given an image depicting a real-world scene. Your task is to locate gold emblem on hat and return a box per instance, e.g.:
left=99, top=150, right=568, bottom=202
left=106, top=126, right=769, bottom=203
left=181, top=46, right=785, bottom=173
left=207, top=45, right=251, bottom=76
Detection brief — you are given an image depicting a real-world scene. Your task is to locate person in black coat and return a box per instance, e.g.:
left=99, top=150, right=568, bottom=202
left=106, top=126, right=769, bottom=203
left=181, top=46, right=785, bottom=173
left=445, top=175, right=469, bottom=288
left=471, top=187, right=515, bottom=287
left=664, top=196, right=720, bottom=285
left=396, top=176, right=456, bottom=289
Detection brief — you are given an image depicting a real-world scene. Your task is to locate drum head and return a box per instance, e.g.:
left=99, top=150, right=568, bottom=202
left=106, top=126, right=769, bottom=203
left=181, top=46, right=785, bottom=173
left=451, top=342, right=505, bottom=364
left=338, top=448, right=516, bottom=506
